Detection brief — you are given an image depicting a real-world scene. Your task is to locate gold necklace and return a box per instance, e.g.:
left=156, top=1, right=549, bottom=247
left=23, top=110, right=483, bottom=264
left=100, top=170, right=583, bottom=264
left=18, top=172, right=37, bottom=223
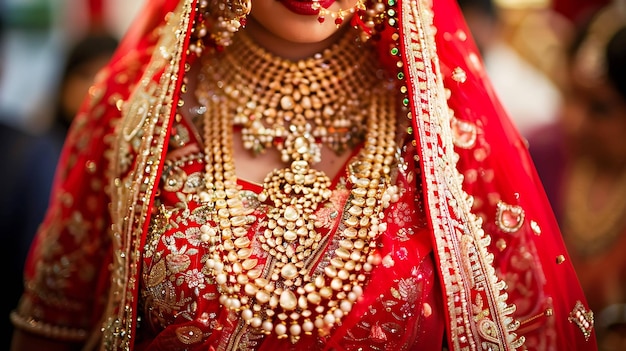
left=194, top=30, right=400, bottom=343
left=198, top=30, right=381, bottom=163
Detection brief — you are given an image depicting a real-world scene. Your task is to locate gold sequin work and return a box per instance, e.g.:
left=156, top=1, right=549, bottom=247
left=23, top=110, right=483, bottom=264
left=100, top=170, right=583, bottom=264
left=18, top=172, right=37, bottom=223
left=192, top=31, right=401, bottom=342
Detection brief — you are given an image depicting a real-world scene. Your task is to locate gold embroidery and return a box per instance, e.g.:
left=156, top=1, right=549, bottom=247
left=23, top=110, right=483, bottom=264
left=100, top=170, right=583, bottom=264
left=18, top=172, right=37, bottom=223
left=176, top=325, right=204, bottom=344
left=121, top=88, right=155, bottom=142
left=451, top=117, right=478, bottom=149
left=477, top=318, right=501, bottom=345
left=568, top=300, right=594, bottom=341
left=496, top=238, right=507, bottom=251
left=104, top=1, right=195, bottom=348
left=518, top=308, right=552, bottom=327
left=146, top=260, right=167, bottom=288
left=530, top=220, right=541, bottom=235
left=9, top=313, right=88, bottom=341
left=496, top=201, right=525, bottom=233
left=451, top=67, right=467, bottom=83
left=401, top=0, right=521, bottom=348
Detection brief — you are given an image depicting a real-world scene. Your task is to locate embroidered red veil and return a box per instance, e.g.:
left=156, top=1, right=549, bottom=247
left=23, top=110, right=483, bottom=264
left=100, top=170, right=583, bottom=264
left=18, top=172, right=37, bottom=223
left=12, top=0, right=597, bottom=350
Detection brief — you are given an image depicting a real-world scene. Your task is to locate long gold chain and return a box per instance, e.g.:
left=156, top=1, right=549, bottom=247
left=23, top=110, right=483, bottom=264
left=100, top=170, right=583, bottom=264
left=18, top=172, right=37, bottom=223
left=194, top=30, right=400, bottom=343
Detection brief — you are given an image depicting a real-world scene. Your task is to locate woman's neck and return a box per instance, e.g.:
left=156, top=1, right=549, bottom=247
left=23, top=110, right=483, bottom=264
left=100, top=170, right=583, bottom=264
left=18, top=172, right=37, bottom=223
left=243, top=17, right=351, bottom=61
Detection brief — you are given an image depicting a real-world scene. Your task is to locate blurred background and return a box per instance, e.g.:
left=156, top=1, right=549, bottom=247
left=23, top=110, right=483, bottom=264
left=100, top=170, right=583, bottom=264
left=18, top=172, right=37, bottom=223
left=0, top=0, right=142, bottom=131
left=1, top=0, right=623, bottom=349
left=0, top=0, right=142, bottom=346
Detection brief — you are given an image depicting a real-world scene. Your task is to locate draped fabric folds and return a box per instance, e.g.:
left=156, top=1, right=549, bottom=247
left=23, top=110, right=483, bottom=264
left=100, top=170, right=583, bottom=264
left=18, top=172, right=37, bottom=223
left=12, top=0, right=597, bottom=350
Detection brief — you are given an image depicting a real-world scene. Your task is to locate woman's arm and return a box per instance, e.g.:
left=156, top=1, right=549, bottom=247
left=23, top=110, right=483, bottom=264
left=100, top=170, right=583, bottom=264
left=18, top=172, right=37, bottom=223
left=11, top=329, right=83, bottom=351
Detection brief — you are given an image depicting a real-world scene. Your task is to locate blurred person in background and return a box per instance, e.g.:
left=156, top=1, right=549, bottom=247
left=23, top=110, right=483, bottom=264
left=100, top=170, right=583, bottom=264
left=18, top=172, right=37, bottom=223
left=0, top=118, right=62, bottom=347
left=53, top=32, right=119, bottom=133
left=0, top=4, right=60, bottom=345
left=457, top=0, right=563, bottom=137
left=0, top=30, right=118, bottom=347
left=528, top=1, right=626, bottom=350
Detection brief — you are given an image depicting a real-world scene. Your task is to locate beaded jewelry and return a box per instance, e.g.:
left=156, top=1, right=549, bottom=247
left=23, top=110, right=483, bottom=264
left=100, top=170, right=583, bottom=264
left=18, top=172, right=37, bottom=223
left=190, top=0, right=389, bottom=54
left=191, top=0, right=252, bottom=52
left=194, top=30, right=401, bottom=342
left=199, top=30, right=380, bottom=161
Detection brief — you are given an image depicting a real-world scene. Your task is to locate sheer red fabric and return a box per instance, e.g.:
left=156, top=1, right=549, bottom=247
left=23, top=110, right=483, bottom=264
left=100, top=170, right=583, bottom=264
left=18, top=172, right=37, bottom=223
left=12, top=0, right=597, bottom=350
left=431, top=1, right=595, bottom=348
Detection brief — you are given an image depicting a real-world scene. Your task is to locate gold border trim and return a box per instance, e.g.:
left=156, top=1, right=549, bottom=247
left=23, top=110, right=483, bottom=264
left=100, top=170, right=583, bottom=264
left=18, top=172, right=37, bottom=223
left=398, top=0, right=521, bottom=349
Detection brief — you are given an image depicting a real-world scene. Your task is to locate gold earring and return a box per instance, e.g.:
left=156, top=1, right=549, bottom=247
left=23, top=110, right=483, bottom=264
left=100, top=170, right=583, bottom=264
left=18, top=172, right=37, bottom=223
left=316, top=0, right=366, bottom=27
left=202, top=0, right=251, bottom=48
left=351, top=0, right=387, bottom=42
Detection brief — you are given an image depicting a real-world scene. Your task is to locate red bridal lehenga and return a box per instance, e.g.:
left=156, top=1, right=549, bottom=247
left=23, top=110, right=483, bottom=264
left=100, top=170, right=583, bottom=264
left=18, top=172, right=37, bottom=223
left=11, top=0, right=597, bottom=350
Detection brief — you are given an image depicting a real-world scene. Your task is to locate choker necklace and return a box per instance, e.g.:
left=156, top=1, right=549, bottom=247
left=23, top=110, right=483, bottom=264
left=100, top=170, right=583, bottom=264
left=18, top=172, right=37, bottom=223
left=198, top=29, right=381, bottom=164
left=195, top=30, right=400, bottom=343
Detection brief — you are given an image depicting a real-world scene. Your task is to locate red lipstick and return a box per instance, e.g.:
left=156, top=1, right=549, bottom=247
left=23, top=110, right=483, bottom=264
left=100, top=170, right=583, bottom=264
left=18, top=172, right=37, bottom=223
left=278, top=0, right=336, bottom=16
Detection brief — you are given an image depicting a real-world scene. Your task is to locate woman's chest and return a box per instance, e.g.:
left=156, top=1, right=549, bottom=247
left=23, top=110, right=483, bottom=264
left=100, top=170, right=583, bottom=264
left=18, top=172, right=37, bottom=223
left=135, top=108, right=442, bottom=349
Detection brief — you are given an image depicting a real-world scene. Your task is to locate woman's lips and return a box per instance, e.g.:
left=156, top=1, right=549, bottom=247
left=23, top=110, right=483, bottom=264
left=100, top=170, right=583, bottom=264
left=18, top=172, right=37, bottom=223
left=278, top=0, right=336, bottom=16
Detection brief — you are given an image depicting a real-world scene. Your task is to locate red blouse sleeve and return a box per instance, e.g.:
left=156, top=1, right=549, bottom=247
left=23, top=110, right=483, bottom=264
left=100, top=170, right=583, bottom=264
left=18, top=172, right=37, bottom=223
left=11, top=49, right=143, bottom=341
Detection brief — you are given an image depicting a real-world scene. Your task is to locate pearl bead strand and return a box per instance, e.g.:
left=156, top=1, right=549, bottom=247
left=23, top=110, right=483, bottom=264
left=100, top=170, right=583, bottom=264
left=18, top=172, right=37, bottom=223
left=194, top=31, right=399, bottom=343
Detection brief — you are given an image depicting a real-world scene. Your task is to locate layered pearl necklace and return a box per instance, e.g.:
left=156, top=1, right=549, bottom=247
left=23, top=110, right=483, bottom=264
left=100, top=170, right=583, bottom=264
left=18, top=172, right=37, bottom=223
left=194, top=30, right=400, bottom=343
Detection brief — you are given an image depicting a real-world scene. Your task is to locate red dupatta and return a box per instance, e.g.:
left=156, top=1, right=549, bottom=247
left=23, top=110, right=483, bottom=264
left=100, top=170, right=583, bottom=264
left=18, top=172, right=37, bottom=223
left=404, top=0, right=596, bottom=349
left=14, top=0, right=597, bottom=350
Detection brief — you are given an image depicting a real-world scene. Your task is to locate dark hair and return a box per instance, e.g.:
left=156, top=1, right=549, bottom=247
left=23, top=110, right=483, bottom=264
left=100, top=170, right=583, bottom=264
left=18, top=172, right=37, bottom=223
left=568, top=7, right=626, bottom=101
left=63, top=33, right=119, bottom=77
left=606, top=27, right=626, bottom=100
left=55, top=32, right=119, bottom=128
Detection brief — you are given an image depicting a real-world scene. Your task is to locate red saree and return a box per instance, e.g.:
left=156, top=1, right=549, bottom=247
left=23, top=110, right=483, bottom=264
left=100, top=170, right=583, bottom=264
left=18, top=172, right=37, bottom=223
left=12, top=0, right=597, bottom=350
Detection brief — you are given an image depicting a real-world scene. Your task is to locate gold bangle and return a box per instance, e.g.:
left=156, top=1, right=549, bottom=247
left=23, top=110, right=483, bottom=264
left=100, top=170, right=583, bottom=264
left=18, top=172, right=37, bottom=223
left=10, top=311, right=88, bottom=342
